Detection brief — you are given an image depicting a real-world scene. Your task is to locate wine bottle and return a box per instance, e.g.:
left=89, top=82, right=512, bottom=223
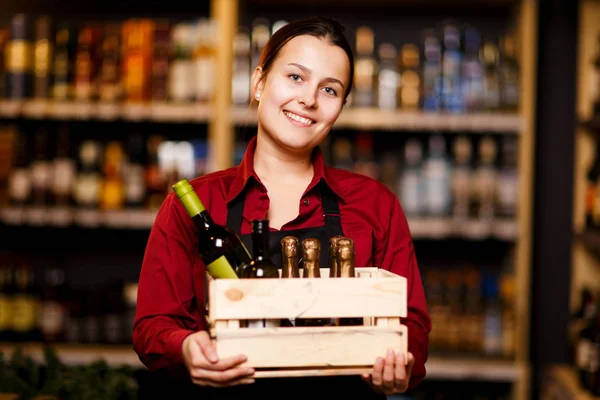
left=173, top=179, right=251, bottom=279
left=243, top=219, right=280, bottom=328
left=296, top=238, right=329, bottom=327
left=337, top=238, right=363, bottom=326
left=281, top=236, right=300, bottom=278
left=329, top=235, right=344, bottom=278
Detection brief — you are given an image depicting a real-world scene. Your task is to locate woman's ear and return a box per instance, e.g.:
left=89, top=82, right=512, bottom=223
left=251, top=66, right=264, bottom=101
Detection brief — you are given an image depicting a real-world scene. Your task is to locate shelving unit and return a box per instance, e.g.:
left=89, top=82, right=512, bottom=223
left=0, top=0, right=538, bottom=398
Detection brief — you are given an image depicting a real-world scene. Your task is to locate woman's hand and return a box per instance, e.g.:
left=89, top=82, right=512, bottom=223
left=182, top=331, right=255, bottom=387
left=361, top=350, right=415, bottom=395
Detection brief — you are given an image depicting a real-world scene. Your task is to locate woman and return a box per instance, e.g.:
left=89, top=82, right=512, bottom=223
left=133, top=16, right=431, bottom=399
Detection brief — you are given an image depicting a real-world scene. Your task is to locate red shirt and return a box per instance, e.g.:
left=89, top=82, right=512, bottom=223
left=133, top=136, right=431, bottom=390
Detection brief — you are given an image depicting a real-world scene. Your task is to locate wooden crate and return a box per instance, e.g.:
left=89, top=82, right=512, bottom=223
left=207, top=267, right=408, bottom=378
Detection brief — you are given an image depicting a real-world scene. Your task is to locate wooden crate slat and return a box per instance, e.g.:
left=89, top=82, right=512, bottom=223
left=253, top=367, right=372, bottom=378
left=208, top=274, right=407, bottom=320
left=214, top=325, right=407, bottom=370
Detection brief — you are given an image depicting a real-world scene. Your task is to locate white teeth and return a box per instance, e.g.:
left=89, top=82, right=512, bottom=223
left=284, top=111, right=313, bottom=125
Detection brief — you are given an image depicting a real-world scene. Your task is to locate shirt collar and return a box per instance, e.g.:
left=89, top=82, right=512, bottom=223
left=226, top=135, right=344, bottom=203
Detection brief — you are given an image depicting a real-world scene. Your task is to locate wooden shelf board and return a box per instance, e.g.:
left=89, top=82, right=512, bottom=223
left=0, top=207, right=518, bottom=240
left=0, top=100, right=212, bottom=123
left=232, top=106, right=524, bottom=133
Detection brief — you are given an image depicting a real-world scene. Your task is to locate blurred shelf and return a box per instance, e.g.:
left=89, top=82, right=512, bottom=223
left=0, top=343, right=525, bottom=382
left=0, top=100, right=212, bottom=123
left=232, top=107, right=524, bottom=133
left=543, top=365, right=600, bottom=400
left=423, top=356, right=524, bottom=382
left=0, top=206, right=157, bottom=230
left=0, top=206, right=518, bottom=241
left=409, top=217, right=518, bottom=241
left=0, top=343, right=144, bottom=369
left=575, top=229, right=600, bottom=258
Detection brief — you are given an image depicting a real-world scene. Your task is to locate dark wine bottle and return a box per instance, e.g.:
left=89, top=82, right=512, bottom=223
left=173, top=179, right=251, bottom=279
left=243, top=219, right=281, bottom=328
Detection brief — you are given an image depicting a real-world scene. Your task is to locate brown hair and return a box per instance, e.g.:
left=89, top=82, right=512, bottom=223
left=257, top=16, right=355, bottom=100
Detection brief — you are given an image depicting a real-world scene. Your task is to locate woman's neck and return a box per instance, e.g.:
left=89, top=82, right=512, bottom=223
left=253, top=134, right=314, bottom=185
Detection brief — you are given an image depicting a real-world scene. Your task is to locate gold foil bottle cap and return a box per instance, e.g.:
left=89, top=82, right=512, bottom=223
left=329, top=235, right=344, bottom=278
left=281, top=236, right=300, bottom=278
left=281, top=236, right=299, bottom=255
left=302, top=238, right=320, bottom=278
left=337, top=238, right=355, bottom=278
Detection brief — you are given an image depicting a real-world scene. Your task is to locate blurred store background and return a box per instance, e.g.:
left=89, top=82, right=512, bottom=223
left=0, top=0, right=597, bottom=398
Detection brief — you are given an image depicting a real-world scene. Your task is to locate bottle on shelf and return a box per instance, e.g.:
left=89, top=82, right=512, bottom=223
left=496, top=136, right=519, bottom=221
left=472, top=136, right=498, bottom=221
left=376, top=42, right=399, bottom=110
left=440, top=20, right=464, bottom=113
left=232, top=26, right=251, bottom=106
left=481, top=39, right=501, bottom=111
left=498, top=30, right=520, bottom=112
left=29, top=127, right=52, bottom=224
left=72, top=140, right=102, bottom=226
left=173, top=179, right=251, bottom=279
left=8, top=132, right=32, bottom=212
left=6, top=14, right=33, bottom=100
left=53, top=25, right=76, bottom=101
left=11, top=258, right=40, bottom=342
left=398, top=43, right=421, bottom=110
left=398, top=138, right=425, bottom=217
left=451, top=135, right=473, bottom=221
left=0, top=258, right=15, bottom=342
left=99, top=23, right=122, bottom=104
left=424, top=134, right=452, bottom=217
left=422, top=29, right=442, bottom=112
left=461, top=26, right=484, bottom=112
left=353, top=26, right=377, bottom=108
left=33, top=15, right=53, bottom=99
left=51, top=125, right=76, bottom=219
left=38, top=261, right=67, bottom=343
left=482, top=273, right=503, bottom=357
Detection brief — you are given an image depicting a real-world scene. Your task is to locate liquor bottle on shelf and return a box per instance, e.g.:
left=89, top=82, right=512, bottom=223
left=461, top=26, right=484, bottom=112
left=6, top=14, right=33, bottom=100
left=242, top=219, right=281, bottom=328
left=50, top=125, right=75, bottom=226
left=337, top=238, right=364, bottom=326
left=8, top=133, right=32, bottom=213
left=376, top=42, right=399, bottom=110
left=53, top=25, right=76, bottom=101
left=72, top=140, right=102, bottom=226
left=173, top=179, right=251, bottom=279
left=353, top=132, right=379, bottom=180
left=29, top=128, right=52, bottom=225
left=424, top=134, right=452, bottom=217
left=0, top=29, right=9, bottom=98
left=440, top=20, right=464, bottom=113
left=482, top=273, right=503, bottom=357
left=398, top=43, right=421, bottom=110
left=192, top=18, right=217, bottom=103
left=33, top=15, right=53, bottom=99
left=451, top=135, right=473, bottom=221
left=496, top=136, right=519, bottom=221
left=354, top=26, right=377, bottom=108
left=100, top=141, right=126, bottom=210
left=251, top=19, right=270, bottom=76
left=498, top=31, right=520, bottom=112
left=145, top=135, right=167, bottom=211
left=0, top=259, right=15, bottom=342
left=151, top=20, right=170, bottom=102
left=422, top=29, right=442, bottom=112
left=38, top=261, right=67, bottom=343
left=12, top=258, right=40, bottom=342
left=481, top=39, right=501, bottom=111
left=399, top=138, right=425, bottom=217
left=74, top=25, right=102, bottom=102
left=472, top=136, right=498, bottom=221
left=124, top=133, right=147, bottom=209
left=99, top=23, right=122, bottom=104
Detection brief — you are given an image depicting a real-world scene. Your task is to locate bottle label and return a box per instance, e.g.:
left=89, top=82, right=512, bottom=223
left=9, top=168, right=32, bottom=202
left=0, top=296, right=12, bottom=330
left=39, top=301, right=65, bottom=337
left=12, top=295, right=37, bottom=331
left=207, top=255, right=239, bottom=279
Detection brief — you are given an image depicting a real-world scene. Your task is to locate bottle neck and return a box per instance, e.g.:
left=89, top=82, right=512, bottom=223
left=191, top=209, right=214, bottom=231
left=252, top=228, right=270, bottom=261
left=304, top=260, right=320, bottom=278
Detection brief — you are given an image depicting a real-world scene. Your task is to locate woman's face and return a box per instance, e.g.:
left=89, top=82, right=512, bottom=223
left=253, top=35, right=351, bottom=154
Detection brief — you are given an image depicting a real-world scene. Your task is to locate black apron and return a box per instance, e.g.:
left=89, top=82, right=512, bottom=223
left=205, top=181, right=386, bottom=400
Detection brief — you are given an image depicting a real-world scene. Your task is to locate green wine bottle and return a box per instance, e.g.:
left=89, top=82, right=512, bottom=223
left=173, top=179, right=251, bottom=279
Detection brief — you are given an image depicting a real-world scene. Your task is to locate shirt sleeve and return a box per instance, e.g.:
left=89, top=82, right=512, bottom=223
left=376, top=191, right=431, bottom=390
left=132, top=193, right=205, bottom=375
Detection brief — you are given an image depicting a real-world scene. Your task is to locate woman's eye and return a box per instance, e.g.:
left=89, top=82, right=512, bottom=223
left=289, top=74, right=302, bottom=82
left=323, top=87, right=338, bottom=96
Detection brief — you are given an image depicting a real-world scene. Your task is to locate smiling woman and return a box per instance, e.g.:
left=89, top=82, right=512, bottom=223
left=133, top=16, right=431, bottom=400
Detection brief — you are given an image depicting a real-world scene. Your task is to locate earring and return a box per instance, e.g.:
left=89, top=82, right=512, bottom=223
left=255, top=92, right=261, bottom=100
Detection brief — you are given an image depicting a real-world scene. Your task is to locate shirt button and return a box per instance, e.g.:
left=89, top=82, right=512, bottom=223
left=303, top=198, right=310, bottom=206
